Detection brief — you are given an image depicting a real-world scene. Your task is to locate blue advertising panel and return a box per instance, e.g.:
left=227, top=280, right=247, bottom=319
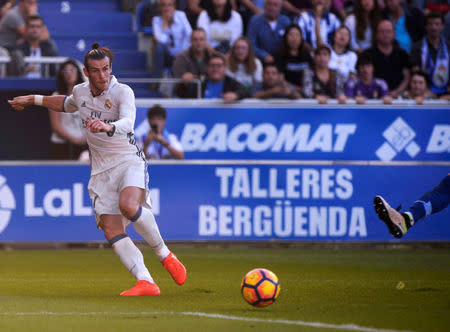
left=134, top=106, right=449, bottom=161
left=0, top=163, right=449, bottom=242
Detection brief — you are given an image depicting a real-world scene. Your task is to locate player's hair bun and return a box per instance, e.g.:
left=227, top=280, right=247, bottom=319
left=91, top=43, right=100, bottom=50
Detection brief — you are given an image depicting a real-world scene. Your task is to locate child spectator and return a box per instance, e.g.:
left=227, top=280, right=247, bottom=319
left=345, top=52, right=391, bottom=104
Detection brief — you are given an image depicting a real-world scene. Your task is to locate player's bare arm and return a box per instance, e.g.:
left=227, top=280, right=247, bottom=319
left=8, top=95, right=67, bottom=112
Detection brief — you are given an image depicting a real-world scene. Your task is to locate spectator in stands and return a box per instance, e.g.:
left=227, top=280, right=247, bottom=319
left=48, top=59, right=87, bottom=160
left=296, top=0, right=341, bottom=49
left=253, top=63, right=301, bottom=98
left=226, top=36, right=263, bottom=95
left=186, top=0, right=208, bottom=28
left=247, top=0, right=291, bottom=64
left=0, top=0, right=14, bottom=19
left=383, top=0, right=425, bottom=53
left=329, top=26, right=358, bottom=81
left=197, top=0, right=243, bottom=54
left=16, top=15, right=58, bottom=78
left=275, top=24, right=312, bottom=94
left=345, top=52, right=391, bottom=104
left=401, top=69, right=436, bottom=104
left=282, top=0, right=312, bottom=19
left=202, top=53, right=248, bottom=102
left=302, top=45, right=346, bottom=103
left=173, top=28, right=212, bottom=98
left=0, top=0, right=49, bottom=50
left=345, top=0, right=382, bottom=53
left=331, top=0, right=354, bottom=20
left=236, top=0, right=264, bottom=33
left=410, top=12, right=450, bottom=97
left=142, top=105, right=184, bottom=160
left=151, top=0, right=192, bottom=78
left=364, top=19, right=410, bottom=98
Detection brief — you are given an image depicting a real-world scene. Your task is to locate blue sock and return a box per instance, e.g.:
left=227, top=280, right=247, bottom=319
left=408, top=175, right=450, bottom=223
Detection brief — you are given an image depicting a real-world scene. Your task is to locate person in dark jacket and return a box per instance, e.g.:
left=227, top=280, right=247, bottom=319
left=202, top=53, right=248, bottom=102
left=15, top=15, right=58, bottom=77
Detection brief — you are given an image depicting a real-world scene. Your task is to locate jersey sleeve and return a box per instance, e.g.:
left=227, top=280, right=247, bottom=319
left=110, top=85, right=135, bottom=136
left=63, top=94, right=78, bottom=113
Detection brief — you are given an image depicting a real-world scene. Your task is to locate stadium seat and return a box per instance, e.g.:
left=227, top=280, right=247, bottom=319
left=38, top=0, right=121, bottom=13
left=136, top=0, right=159, bottom=35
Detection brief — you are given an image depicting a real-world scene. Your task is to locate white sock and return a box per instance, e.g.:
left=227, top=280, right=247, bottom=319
left=132, top=207, right=170, bottom=261
left=112, top=236, right=154, bottom=283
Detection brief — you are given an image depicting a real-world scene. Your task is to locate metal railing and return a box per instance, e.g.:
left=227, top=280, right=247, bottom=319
left=0, top=55, right=69, bottom=77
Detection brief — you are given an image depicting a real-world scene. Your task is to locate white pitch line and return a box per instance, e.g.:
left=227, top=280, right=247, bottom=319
left=0, top=311, right=413, bottom=332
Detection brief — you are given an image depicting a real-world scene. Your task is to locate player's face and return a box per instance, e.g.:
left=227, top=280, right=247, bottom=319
left=84, top=57, right=112, bottom=95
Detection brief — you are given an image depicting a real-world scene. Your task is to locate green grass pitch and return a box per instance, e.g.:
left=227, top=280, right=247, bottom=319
left=0, top=245, right=449, bottom=332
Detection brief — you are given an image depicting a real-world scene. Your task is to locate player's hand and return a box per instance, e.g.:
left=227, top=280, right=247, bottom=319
left=8, top=95, right=34, bottom=111
left=85, top=119, right=114, bottom=134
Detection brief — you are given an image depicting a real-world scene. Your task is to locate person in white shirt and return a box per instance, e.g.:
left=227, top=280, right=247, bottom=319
left=8, top=43, right=187, bottom=297
left=197, top=0, right=243, bottom=54
left=329, top=26, right=358, bottom=80
left=151, top=0, right=192, bottom=77
left=226, top=36, right=263, bottom=94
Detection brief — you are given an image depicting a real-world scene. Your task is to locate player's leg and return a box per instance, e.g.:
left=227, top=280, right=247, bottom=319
left=119, top=186, right=187, bottom=285
left=405, top=174, right=450, bottom=224
left=99, top=214, right=160, bottom=296
left=374, top=174, right=450, bottom=238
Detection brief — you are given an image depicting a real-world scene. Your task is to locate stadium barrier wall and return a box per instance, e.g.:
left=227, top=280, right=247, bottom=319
left=0, top=161, right=449, bottom=242
left=134, top=101, right=449, bottom=162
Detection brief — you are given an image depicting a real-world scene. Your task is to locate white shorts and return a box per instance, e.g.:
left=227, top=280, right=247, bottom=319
left=87, top=160, right=152, bottom=227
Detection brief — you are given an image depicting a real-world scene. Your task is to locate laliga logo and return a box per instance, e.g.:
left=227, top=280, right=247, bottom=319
left=0, top=174, right=16, bottom=234
left=376, top=117, right=420, bottom=161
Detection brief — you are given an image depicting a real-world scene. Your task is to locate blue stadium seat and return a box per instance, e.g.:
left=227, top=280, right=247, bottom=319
left=53, top=34, right=138, bottom=53
left=41, top=12, right=133, bottom=34
left=38, top=0, right=120, bottom=12
left=59, top=49, right=147, bottom=71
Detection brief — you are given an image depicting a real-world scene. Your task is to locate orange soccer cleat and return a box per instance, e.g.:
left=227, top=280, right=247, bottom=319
left=120, top=280, right=161, bottom=296
left=162, top=252, right=187, bottom=285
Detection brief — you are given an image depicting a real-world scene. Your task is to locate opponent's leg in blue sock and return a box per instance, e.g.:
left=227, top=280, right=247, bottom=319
left=408, top=175, right=450, bottom=223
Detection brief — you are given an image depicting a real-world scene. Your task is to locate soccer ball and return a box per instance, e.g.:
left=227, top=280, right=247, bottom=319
left=240, top=268, right=280, bottom=307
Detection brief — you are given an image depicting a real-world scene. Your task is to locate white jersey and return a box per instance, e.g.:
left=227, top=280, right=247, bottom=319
left=63, top=76, right=144, bottom=175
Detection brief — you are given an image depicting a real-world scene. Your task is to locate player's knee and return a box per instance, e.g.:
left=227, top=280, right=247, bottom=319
left=119, top=201, right=140, bottom=220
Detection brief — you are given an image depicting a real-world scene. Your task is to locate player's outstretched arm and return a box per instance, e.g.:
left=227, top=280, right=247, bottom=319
left=8, top=94, right=67, bottom=112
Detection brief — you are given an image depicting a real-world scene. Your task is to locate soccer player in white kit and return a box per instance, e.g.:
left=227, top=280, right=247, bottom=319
left=8, top=43, right=187, bottom=296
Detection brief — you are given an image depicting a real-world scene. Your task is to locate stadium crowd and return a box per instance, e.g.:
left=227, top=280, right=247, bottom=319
left=149, top=0, right=450, bottom=102
left=0, top=0, right=449, bottom=103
